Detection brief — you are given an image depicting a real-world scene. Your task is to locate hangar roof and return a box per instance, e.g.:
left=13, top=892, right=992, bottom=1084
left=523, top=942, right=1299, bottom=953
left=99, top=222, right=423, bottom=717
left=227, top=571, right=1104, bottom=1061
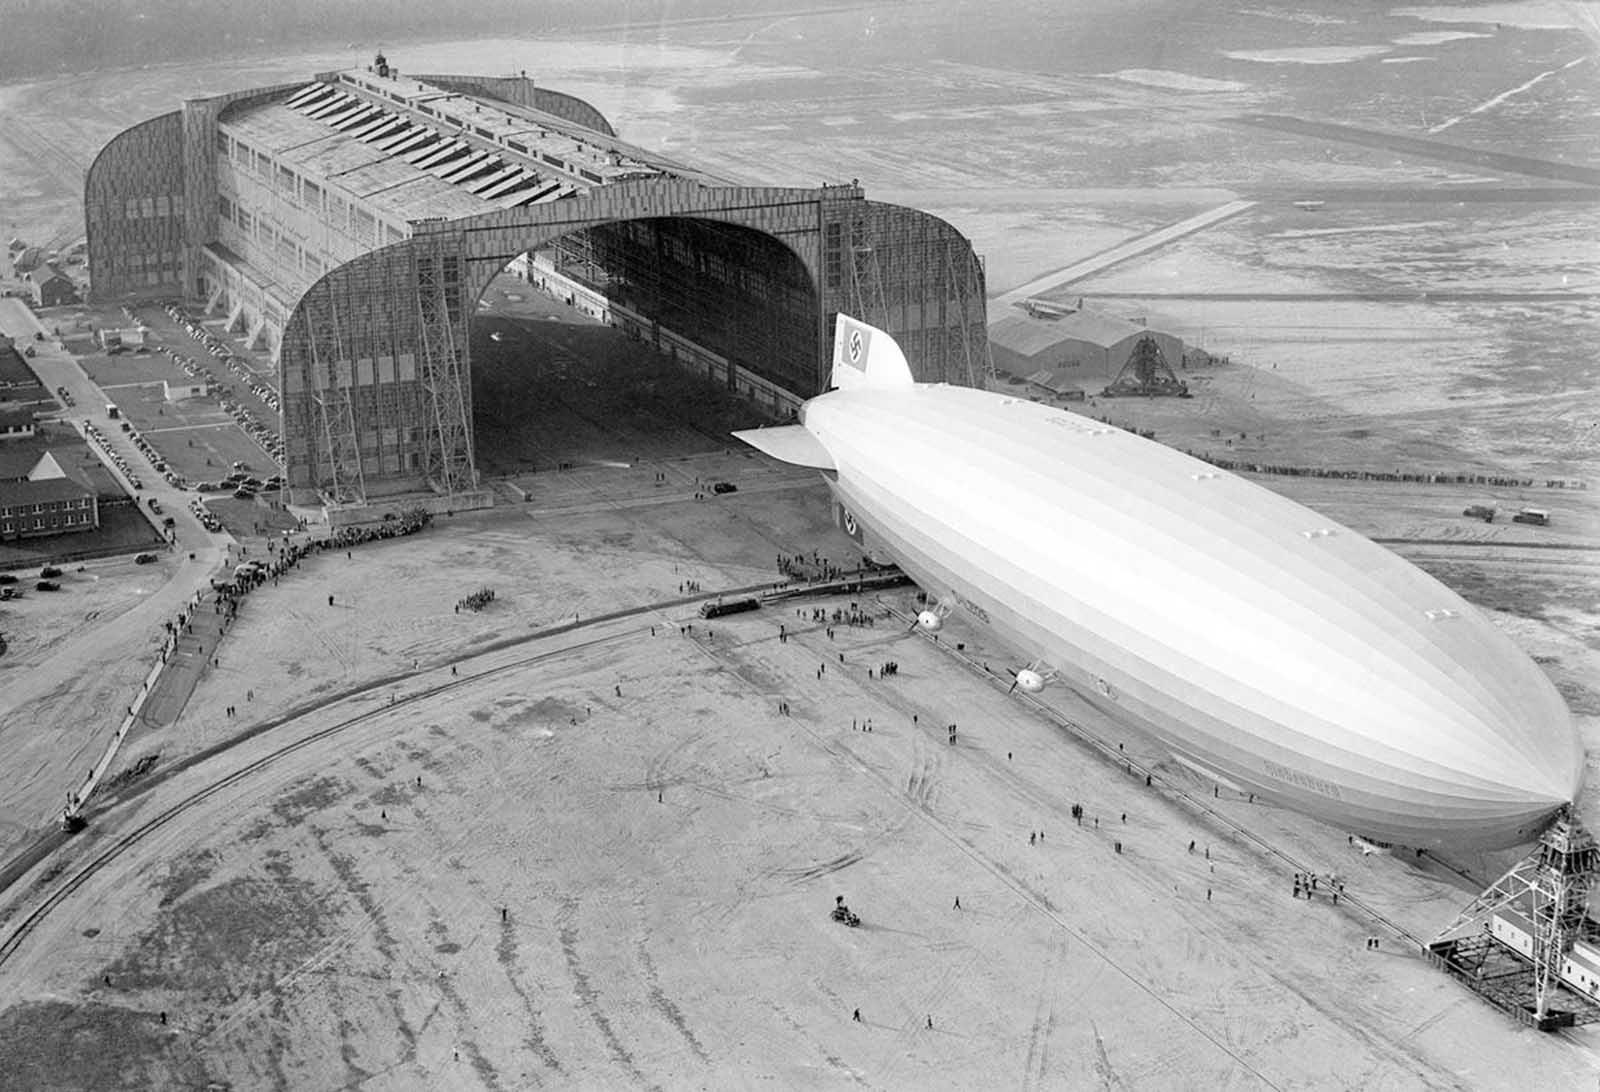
left=988, top=308, right=1144, bottom=358
left=221, top=68, right=725, bottom=227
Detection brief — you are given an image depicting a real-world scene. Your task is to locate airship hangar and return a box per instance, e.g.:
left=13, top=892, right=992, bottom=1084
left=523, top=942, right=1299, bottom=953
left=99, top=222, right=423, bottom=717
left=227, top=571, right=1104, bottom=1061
left=82, top=55, right=989, bottom=508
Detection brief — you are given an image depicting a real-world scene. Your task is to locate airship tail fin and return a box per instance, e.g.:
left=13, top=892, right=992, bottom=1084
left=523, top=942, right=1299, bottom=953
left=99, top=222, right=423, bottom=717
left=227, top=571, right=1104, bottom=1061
left=731, top=424, right=835, bottom=469
left=830, top=314, right=914, bottom=391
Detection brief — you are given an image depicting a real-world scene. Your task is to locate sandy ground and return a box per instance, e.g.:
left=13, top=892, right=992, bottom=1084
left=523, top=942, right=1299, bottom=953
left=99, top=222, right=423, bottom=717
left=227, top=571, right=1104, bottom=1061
left=1, top=6, right=1598, bottom=1089
left=0, top=489, right=1596, bottom=1089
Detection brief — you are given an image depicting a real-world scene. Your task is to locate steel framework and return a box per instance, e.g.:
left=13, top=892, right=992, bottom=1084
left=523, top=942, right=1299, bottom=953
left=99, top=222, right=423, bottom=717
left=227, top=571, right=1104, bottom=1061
left=1102, top=335, right=1190, bottom=398
left=1429, top=810, right=1600, bottom=1029
left=414, top=238, right=477, bottom=500
left=310, top=301, right=366, bottom=506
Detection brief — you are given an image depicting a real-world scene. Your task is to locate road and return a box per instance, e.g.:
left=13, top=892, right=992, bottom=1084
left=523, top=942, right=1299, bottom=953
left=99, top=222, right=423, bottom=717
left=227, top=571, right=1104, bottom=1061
left=0, top=298, right=233, bottom=862
left=1232, top=114, right=1600, bottom=189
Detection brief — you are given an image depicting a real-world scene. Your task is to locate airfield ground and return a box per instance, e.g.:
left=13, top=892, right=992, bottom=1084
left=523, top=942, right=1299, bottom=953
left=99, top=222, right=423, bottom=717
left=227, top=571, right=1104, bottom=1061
left=0, top=412, right=1595, bottom=1089
left=2, top=5, right=1599, bottom=1089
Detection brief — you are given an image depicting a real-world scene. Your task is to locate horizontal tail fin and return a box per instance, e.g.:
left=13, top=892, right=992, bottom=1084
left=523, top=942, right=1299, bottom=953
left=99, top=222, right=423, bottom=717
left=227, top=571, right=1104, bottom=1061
left=830, top=314, right=913, bottom=391
left=731, top=424, right=835, bottom=469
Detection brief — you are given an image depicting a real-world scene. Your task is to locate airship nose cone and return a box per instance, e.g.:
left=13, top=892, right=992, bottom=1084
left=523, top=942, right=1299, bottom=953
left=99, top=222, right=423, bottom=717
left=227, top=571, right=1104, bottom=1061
left=1471, top=708, right=1583, bottom=817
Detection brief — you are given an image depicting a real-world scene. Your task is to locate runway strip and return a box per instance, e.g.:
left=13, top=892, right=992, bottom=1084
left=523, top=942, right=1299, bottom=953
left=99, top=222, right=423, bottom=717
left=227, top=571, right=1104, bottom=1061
left=990, top=199, right=1258, bottom=310
left=1232, top=114, right=1600, bottom=188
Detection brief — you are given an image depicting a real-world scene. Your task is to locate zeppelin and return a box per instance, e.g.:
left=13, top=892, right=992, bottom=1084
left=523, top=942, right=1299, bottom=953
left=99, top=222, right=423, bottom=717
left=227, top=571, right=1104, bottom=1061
left=736, top=316, right=1582, bottom=851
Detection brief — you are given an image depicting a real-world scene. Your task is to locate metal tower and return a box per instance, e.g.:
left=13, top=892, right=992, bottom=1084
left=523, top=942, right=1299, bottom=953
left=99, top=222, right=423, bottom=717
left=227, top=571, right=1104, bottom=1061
left=1102, top=335, right=1190, bottom=399
left=1429, top=809, right=1600, bottom=1029
left=310, top=301, right=366, bottom=506
left=413, top=238, right=477, bottom=500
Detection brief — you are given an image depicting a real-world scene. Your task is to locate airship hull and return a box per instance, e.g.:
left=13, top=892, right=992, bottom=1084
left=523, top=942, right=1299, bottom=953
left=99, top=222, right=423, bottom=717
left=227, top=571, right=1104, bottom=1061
left=738, top=318, right=1580, bottom=852
left=827, top=470, right=1567, bottom=852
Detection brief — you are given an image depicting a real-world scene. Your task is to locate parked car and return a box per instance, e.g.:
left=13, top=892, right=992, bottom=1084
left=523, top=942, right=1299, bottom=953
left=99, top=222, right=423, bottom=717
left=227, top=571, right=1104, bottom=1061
left=134, top=553, right=158, bottom=565
left=39, top=566, right=62, bottom=578
left=35, top=580, right=60, bottom=592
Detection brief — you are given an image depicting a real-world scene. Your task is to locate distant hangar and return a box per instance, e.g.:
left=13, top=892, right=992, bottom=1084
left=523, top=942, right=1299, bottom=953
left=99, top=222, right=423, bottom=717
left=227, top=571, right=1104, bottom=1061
left=85, top=56, right=990, bottom=507
left=989, top=302, right=1183, bottom=394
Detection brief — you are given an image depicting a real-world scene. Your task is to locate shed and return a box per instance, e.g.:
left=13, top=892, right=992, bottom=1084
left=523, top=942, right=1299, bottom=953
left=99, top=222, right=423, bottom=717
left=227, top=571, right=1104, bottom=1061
left=33, top=271, right=78, bottom=308
left=0, top=404, right=36, bottom=441
left=164, top=380, right=209, bottom=401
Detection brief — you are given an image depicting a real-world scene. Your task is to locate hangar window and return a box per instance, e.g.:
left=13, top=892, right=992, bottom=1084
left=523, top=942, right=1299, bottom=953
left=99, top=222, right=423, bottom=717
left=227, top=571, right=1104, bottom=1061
left=506, top=140, right=526, bottom=154
left=303, top=180, right=322, bottom=209
left=824, top=222, right=842, bottom=289
left=218, top=196, right=233, bottom=222
left=215, top=131, right=230, bottom=156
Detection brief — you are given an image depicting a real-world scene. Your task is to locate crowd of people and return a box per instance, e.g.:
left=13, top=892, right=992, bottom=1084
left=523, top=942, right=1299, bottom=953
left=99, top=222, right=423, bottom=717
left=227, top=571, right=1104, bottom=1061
left=776, top=551, right=856, bottom=583
left=327, top=510, right=434, bottom=549
left=456, top=587, right=496, bottom=613
left=1180, top=451, right=1586, bottom=491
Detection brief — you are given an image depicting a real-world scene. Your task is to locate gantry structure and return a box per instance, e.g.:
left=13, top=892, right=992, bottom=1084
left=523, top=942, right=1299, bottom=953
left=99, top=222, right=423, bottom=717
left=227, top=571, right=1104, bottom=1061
left=1428, top=809, right=1600, bottom=1030
left=84, top=57, right=990, bottom=507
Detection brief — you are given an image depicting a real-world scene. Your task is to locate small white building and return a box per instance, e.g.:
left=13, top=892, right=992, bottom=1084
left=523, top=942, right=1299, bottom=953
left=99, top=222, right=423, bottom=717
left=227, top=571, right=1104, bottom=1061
left=97, top=326, right=147, bottom=351
left=164, top=380, right=209, bottom=401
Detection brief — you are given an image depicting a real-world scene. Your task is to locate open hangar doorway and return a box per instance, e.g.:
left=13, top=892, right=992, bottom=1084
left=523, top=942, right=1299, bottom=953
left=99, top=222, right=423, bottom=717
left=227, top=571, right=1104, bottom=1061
left=468, top=217, right=821, bottom=483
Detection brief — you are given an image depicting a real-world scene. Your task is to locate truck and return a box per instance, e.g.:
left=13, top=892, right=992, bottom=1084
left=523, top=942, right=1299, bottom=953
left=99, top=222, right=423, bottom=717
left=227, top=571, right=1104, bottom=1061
left=1512, top=508, right=1550, bottom=527
left=1462, top=504, right=1496, bottom=523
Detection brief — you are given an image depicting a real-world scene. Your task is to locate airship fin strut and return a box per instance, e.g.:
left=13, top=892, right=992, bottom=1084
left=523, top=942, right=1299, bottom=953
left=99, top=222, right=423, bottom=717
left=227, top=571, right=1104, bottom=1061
left=830, top=314, right=914, bottom=391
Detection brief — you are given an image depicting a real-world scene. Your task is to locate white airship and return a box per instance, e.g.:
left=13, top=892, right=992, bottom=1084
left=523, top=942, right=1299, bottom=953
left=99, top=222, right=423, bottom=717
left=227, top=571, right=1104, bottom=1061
left=736, top=316, right=1582, bottom=851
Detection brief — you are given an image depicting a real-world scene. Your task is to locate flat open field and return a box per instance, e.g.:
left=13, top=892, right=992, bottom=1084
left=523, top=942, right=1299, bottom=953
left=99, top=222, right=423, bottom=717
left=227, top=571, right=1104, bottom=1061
left=1, top=2, right=1598, bottom=1088
left=0, top=472, right=1595, bottom=1089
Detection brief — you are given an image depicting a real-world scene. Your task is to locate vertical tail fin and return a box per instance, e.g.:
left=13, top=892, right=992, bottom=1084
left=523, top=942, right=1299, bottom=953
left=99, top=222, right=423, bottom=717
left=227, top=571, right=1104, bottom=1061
left=830, top=314, right=914, bottom=391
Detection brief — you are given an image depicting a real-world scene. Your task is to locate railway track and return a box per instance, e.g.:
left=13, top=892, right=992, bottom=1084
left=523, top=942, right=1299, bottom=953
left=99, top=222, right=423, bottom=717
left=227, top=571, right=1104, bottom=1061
left=0, top=577, right=784, bottom=970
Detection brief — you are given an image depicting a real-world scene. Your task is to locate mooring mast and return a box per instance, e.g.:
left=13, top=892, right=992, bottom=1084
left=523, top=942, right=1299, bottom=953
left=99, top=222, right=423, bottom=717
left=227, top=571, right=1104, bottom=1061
left=1428, top=809, right=1600, bottom=1030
